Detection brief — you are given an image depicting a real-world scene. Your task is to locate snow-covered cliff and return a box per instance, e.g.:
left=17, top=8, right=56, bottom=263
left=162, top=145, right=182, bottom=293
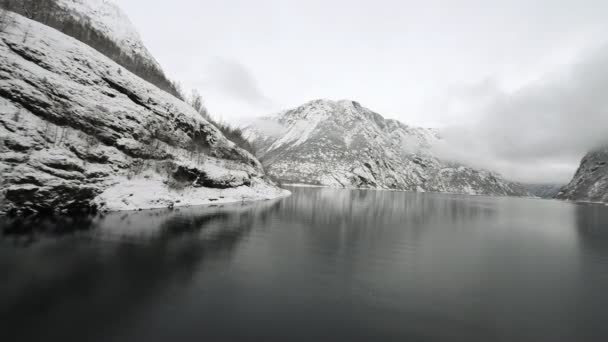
left=244, top=99, right=529, bottom=197
left=0, top=13, right=287, bottom=215
left=557, top=148, right=608, bottom=203
left=2, top=0, right=181, bottom=98
left=54, top=0, right=161, bottom=70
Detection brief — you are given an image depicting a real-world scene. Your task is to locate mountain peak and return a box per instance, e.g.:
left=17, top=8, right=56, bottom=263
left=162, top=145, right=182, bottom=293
left=281, top=99, right=372, bottom=123
left=337, top=99, right=363, bottom=106
left=244, top=100, right=528, bottom=196
left=298, top=98, right=361, bottom=108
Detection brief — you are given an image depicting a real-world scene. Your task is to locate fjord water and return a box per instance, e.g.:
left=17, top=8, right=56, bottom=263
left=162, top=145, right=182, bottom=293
left=2, top=187, right=608, bottom=341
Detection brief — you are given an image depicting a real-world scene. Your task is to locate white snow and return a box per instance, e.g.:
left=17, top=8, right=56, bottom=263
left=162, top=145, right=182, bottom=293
left=95, top=171, right=290, bottom=212
left=55, top=0, right=161, bottom=69
left=265, top=100, right=334, bottom=150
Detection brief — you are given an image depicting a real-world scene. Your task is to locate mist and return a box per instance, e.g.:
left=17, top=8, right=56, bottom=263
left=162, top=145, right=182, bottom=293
left=203, top=58, right=274, bottom=108
left=246, top=117, right=287, bottom=138
left=432, top=43, right=608, bottom=184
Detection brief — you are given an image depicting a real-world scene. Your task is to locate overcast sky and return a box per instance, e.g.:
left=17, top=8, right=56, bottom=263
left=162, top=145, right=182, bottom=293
left=120, top=0, right=608, bottom=183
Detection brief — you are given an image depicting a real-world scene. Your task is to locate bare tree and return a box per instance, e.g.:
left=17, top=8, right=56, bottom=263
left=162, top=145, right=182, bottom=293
left=189, top=89, right=210, bottom=119
left=0, top=0, right=52, bottom=30
left=22, top=23, right=30, bottom=43
left=0, top=1, right=11, bottom=32
left=0, top=10, right=9, bottom=32
left=170, top=80, right=187, bottom=100
left=190, top=89, right=203, bottom=113
left=19, top=0, right=51, bottom=20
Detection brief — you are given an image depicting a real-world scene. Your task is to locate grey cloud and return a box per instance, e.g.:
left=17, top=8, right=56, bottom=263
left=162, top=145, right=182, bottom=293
left=432, top=43, right=608, bottom=183
left=204, top=58, right=274, bottom=108
left=248, top=117, right=287, bottom=138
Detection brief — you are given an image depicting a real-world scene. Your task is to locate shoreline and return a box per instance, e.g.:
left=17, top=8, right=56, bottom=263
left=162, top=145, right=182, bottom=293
left=95, top=177, right=292, bottom=213
left=283, top=183, right=608, bottom=205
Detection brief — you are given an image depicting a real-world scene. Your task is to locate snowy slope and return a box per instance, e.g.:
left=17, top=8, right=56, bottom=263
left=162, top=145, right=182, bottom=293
left=557, top=148, right=608, bottom=203
left=55, top=0, right=161, bottom=70
left=244, top=99, right=529, bottom=197
left=0, top=13, right=288, bottom=215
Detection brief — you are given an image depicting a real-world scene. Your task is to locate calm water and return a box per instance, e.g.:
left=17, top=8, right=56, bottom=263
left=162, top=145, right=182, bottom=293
left=2, top=187, right=608, bottom=341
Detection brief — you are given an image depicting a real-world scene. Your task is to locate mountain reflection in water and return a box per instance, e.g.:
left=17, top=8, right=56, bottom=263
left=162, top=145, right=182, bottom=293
left=1, top=187, right=608, bottom=342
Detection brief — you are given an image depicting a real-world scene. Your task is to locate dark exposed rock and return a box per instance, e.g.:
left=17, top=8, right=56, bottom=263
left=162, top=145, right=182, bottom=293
left=4, top=182, right=100, bottom=215
left=172, top=165, right=250, bottom=189
left=557, top=148, right=608, bottom=203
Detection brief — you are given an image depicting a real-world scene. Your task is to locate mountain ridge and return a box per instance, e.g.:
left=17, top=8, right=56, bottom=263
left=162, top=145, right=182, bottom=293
left=244, top=99, right=529, bottom=196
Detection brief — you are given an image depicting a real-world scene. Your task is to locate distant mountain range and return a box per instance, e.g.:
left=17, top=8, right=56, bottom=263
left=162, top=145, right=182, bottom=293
left=244, top=99, right=530, bottom=197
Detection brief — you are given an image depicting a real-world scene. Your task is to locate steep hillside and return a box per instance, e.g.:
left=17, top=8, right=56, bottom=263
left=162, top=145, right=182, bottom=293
left=54, top=0, right=161, bottom=69
left=1, top=0, right=182, bottom=98
left=557, top=148, right=608, bottom=203
left=245, top=99, right=529, bottom=197
left=0, top=13, right=287, bottom=215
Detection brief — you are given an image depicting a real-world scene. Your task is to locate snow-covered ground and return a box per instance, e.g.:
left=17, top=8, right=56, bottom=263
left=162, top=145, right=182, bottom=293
left=96, top=171, right=288, bottom=212
left=0, top=12, right=288, bottom=215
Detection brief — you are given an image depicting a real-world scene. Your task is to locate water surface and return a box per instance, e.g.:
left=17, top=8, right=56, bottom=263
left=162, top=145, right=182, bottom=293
left=2, top=187, right=608, bottom=341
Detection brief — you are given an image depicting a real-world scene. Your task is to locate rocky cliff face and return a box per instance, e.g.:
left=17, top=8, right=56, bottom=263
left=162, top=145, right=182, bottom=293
left=557, top=148, right=608, bottom=203
left=53, top=0, right=161, bottom=70
left=0, top=13, right=287, bottom=215
left=244, top=99, right=529, bottom=197
left=2, top=0, right=182, bottom=98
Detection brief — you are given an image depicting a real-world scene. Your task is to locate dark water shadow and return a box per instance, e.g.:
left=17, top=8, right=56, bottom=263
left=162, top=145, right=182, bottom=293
left=572, top=203, right=608, bottom=341
left=0, top=199, right=282, bottom=342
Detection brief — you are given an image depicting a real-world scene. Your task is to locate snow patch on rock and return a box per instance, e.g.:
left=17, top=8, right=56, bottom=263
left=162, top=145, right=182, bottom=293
left=557, top=147, right=608, bottom=203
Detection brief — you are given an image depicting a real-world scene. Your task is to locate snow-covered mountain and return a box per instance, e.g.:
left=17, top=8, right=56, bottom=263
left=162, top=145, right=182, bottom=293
left=0, top=13, right=287, bottom=215
left=557, top=148, right=608, bottom=203
left=54, top=0, right=161, bottom=70
left=244, top=99, right=529, bottom=196
left=3, top=0, right=181, bottom=98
